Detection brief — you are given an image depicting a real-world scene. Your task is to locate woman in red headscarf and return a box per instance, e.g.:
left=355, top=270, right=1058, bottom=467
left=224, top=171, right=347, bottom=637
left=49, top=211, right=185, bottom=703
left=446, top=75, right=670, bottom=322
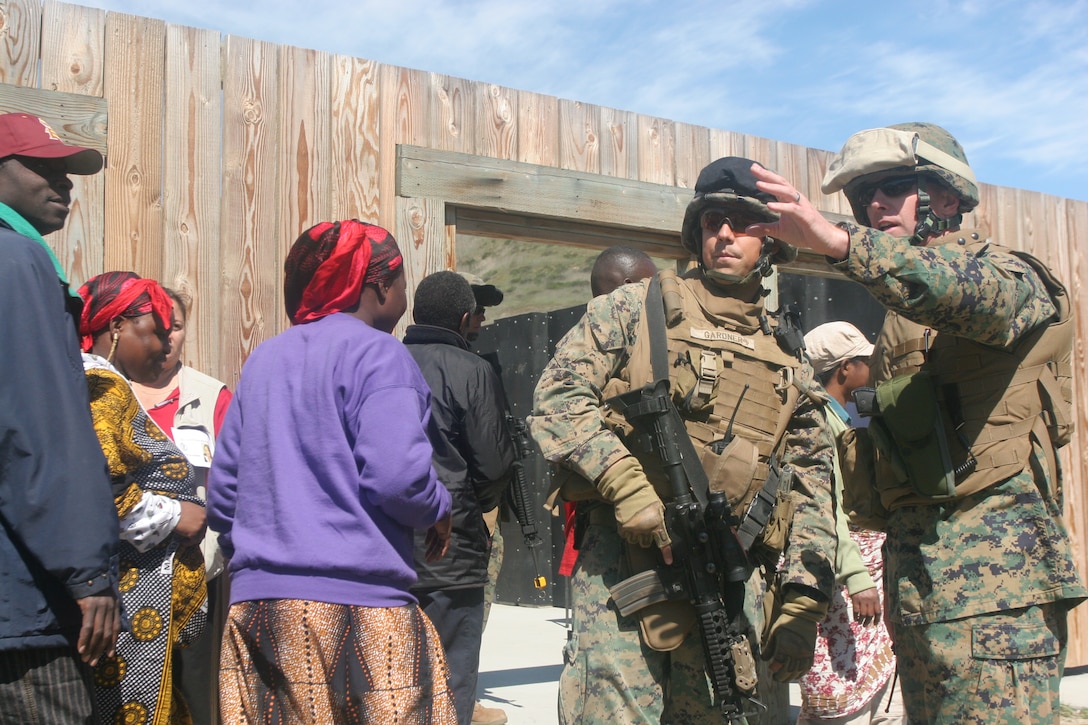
left=78, top=271, right=208, bottom=725
left=207, top=220, right=456, bottom=724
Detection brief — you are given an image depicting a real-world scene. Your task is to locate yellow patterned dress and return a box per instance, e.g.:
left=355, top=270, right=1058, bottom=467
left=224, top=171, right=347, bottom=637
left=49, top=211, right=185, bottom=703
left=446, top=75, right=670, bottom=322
left=83, top=355, right=207, bottom=725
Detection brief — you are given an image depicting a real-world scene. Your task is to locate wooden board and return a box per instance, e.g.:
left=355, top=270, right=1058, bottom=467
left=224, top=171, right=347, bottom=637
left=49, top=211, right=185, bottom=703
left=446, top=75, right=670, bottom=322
left=162, top=22, right=222, bottom=376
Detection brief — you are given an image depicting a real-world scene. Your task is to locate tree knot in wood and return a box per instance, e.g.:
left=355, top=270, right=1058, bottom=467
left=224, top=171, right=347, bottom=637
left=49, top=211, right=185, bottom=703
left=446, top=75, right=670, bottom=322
left=243, top=100, right=263, bottom=124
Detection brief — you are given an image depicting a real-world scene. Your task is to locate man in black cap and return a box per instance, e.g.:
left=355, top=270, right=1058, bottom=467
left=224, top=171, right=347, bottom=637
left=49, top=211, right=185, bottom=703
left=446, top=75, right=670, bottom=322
left=528, top=157, right=836, bottom=723
left=0, top=112, right=121, bottom=722
left=459, top=272, right=504, bottom=344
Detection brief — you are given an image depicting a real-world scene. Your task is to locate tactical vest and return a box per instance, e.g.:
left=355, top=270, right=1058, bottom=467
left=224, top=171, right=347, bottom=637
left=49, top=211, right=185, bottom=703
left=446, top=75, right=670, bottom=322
left=601, top=269, right=809, bottom=517
left=869, top=241, right=1074, bottom=510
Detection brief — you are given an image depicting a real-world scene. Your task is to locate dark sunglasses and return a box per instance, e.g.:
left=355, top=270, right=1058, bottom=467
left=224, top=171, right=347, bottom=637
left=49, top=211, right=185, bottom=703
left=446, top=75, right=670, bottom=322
left=699, top=209, right=761, bottom=234
left=858, top=175, right=916, bottom=205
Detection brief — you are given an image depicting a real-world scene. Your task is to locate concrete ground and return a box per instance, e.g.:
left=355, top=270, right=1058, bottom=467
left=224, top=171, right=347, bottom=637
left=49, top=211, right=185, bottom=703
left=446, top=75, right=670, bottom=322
left=478, top=603, right=1088, bottom=724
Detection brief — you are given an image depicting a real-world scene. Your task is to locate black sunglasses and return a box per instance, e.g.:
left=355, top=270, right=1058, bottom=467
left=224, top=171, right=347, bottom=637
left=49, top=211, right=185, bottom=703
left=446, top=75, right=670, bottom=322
left=857, top=175, right=916, bottom=205
left=700, top=209, right=761, bottom=234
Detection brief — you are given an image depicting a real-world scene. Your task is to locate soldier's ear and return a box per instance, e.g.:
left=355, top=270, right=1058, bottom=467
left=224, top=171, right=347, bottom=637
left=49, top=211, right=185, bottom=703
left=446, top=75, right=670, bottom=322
left=459, top=311, right=472, bottom=336
left=929, top=185, right=961, bottom=218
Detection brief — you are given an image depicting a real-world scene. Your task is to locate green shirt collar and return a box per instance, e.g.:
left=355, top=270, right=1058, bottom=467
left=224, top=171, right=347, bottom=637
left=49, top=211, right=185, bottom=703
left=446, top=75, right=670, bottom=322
left=0, top=201, right=77, bottom=297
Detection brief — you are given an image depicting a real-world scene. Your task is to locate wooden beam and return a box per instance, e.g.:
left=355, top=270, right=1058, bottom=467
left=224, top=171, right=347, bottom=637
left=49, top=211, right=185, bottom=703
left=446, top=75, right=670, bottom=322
left=400, top=143, right=858, bottom=280
left=397, top=143, right=690, bottom=233
left=0, top=82, right=107, bottom=153
left=453, top=206, right=684, bottom=259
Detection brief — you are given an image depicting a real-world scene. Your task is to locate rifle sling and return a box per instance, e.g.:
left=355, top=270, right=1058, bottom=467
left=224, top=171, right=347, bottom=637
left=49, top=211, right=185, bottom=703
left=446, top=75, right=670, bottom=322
left=644, top=274, right=710, bottom=507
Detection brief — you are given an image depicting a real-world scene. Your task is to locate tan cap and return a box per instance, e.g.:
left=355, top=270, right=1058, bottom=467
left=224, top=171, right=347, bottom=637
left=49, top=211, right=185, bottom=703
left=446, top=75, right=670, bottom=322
left=803, top=321, right=875, bottom=375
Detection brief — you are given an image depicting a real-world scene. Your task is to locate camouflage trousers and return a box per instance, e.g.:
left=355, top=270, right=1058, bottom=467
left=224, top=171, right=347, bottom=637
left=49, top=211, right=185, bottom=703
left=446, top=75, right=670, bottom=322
left=895, top=602, right=1067, bottom=724
left=560, top=520, right=789, bottom=725
left=483, top=524, right=503, bottom=629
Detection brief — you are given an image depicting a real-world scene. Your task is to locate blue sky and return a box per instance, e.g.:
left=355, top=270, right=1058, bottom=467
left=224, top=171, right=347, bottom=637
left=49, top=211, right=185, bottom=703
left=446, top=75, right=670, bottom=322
left=81, top=0, right=1087, bottom=201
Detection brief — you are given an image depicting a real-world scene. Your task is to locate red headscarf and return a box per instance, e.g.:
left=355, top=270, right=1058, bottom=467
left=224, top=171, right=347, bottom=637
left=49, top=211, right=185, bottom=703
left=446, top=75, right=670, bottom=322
left=78, top=272, right=174, bottom=352
left=284, top=220, right=403, bottom=325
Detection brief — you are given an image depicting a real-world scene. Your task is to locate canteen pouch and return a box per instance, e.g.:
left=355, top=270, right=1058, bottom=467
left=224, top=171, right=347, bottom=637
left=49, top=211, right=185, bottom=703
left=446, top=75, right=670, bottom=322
left=622, top=543, right=695, bottom=652
left=874, top=371, right=956, bottom=498
left=836, top=426, right=890, bottom=531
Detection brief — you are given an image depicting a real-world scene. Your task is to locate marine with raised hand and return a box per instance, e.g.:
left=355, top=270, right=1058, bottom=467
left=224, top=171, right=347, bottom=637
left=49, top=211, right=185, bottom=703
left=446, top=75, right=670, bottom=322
left=747, top=123, right=1087, bottom=724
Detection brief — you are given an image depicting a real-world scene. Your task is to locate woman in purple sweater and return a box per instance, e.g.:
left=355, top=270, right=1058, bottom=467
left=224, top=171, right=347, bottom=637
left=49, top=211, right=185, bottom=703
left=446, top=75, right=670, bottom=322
left=208, top=220, right=456, bottom=724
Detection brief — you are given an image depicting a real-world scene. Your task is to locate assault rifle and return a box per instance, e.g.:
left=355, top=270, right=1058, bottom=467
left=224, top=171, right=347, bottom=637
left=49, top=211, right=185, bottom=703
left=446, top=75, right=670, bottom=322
left=505, top=414, right=548, bottom=590
left=607, top=378, right=762, bottom=723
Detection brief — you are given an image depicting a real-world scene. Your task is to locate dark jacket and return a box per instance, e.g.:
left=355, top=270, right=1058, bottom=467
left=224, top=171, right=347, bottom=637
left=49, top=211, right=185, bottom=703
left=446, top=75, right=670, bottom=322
left=0, top=225, right=119, bottom=651
left=404, top=324, right=514, bottom=591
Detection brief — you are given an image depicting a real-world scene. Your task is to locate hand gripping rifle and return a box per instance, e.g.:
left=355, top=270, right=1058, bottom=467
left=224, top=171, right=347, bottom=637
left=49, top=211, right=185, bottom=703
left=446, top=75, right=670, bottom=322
left=607, top=379, right=761, bottom=721
left=505, top=414, right=548, bottom=590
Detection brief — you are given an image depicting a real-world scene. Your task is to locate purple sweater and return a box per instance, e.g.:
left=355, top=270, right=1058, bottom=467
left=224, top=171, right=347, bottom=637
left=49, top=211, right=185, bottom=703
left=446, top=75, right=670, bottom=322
left=207, top=313, right=451, bottom=608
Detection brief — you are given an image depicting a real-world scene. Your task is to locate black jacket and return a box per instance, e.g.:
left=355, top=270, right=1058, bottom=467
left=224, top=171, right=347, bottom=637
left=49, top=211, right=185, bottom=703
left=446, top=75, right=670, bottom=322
left=0, top=226, right=119, bottom=652
left=404, top=324, right=514, bottom=591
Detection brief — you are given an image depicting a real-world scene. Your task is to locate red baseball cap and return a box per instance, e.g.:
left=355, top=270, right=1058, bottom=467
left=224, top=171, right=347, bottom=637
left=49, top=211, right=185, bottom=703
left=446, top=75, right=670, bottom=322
left=0, top=113, right=103, bottom=174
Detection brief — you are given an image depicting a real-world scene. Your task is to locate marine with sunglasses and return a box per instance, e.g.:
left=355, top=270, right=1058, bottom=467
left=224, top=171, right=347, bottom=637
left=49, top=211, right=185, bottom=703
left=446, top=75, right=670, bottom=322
left=747, top=123, right=1085, bottom=724
left=529, top=157, right=837, bottom=724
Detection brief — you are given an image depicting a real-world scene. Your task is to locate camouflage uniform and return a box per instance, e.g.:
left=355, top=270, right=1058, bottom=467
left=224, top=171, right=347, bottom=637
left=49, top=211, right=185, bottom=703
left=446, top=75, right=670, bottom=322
left=529, top=271, right=837, bottom=724
left=832, top=222, right=1087, bottom=724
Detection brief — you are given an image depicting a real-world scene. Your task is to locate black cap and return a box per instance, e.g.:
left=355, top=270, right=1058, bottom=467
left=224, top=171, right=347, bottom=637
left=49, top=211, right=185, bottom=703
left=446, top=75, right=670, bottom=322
left=457, top=272, right=504, bottom=307
left=694, top=157, right=776, bottom=204
left=471, top=283, right=503, bottom=307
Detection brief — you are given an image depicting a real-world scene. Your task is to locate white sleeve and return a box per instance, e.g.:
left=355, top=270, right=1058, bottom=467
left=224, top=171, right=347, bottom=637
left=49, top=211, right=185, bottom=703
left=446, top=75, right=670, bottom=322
left=119, top=491, right=181, bottom=552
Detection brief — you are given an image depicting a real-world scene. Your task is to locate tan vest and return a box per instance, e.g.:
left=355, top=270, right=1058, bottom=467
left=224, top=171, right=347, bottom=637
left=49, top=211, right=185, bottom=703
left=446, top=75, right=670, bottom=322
left=601, top=270, right=809, bottom=515
left=174, top=365, right=230, bottom=579
left=870, top=241, right=1074, bottom=509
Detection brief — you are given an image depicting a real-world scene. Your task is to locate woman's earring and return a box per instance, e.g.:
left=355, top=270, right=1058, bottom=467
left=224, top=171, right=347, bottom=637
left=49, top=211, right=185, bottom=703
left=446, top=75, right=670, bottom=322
left=107, top=332, right=119, bottom=363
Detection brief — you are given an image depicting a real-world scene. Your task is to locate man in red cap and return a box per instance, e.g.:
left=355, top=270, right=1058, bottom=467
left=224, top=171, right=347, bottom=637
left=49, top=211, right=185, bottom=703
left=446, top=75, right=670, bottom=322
left=0, top=112, right=121, bottom=723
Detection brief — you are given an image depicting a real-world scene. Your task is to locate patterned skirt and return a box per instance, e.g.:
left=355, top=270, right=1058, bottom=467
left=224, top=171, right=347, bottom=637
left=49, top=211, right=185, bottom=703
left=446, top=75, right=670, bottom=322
left=798, top=528, right=895, bottom=719
left=219, top=599, right=457, bottom=724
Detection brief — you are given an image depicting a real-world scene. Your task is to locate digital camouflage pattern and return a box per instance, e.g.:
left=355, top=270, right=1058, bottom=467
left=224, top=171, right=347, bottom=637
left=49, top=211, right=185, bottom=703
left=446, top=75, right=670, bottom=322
left=483, top=524, right=502, bottom=628
left=559, top=521, right=715, bottom=724
left=895, top=603, right=1065, bottom=724
left=833, top=222, right=1087, bottom=722
left=529, top=274, right=837, bottom=723
left=560, top=513, right=789, bottom=725
left=887, top=122, right=979, bottom=211
left=839, top=226, right=1055, bottom=346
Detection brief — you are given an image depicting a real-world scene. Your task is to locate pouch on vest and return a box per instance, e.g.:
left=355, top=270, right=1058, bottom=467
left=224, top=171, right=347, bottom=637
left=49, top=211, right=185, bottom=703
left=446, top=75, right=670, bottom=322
left=836, top=426, right=890, bottom=531
left=700, top=435, right=760, bottom=516
left=875, top=371, right=956, bottom=498
left=748, top=463, right=796, bottom=571
left=1038, top=361, right=1074, bottom=449
left=673, top=349, right=720, bottom=417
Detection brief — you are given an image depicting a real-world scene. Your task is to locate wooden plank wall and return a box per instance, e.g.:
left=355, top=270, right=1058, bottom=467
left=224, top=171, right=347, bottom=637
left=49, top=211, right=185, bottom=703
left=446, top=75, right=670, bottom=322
left=0, top=0, right=1085, bottom=664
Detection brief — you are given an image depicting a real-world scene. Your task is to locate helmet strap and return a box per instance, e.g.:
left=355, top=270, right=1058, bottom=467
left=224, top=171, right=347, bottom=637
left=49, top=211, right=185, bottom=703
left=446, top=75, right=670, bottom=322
left=910, top=176, right=963, bottom=246
left=701, top=237, right=776, bottom=285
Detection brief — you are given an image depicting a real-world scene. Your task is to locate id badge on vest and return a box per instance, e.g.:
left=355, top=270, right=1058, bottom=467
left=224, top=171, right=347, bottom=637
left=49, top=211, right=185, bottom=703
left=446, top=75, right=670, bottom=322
left=173, top=425, right=214, bottom=468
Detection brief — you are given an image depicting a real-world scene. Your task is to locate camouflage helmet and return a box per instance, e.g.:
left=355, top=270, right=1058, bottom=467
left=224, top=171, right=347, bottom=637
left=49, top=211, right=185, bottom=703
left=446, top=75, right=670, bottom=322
left=822, top=122, right=979, bottom=225
left=680, top=157, right=797, bottom=268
